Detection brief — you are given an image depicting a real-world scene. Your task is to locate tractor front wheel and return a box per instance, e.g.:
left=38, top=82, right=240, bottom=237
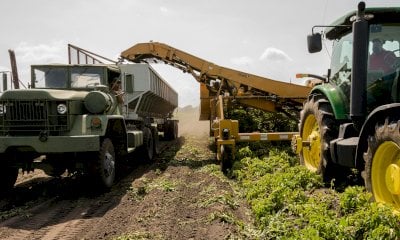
left=299, top=94, right=343, bottom=183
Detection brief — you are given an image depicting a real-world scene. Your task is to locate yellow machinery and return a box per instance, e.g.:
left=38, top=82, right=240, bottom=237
left=121, top=42, right=311, bottom=171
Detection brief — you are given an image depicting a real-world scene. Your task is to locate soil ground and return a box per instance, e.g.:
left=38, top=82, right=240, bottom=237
left=0, top=106, right=255, bottom=240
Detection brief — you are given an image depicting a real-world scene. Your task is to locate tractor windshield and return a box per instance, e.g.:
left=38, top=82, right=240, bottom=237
left=330, top=32, right=353, bottom=98
left=367, top=24, right=400, bottom=105
left=330, top=23, right=400, bottom=106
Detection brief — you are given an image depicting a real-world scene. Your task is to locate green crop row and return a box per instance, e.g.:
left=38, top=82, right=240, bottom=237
left=232, top=145, right=400, bottom=239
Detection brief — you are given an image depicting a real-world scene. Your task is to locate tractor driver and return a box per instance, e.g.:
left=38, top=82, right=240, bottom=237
left=367, top=38, right=398, bottom=108
left=369, top=38, right=396, bottom=74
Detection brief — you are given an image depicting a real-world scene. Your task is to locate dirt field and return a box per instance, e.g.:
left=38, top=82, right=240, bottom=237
left=0, top=106, right=255, bottom=240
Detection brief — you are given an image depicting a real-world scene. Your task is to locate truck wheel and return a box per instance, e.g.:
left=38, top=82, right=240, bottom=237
left=94, top=138, right=116, bottom=189
left=299, top=94, right=342, bottom=183
left=220, top=145, right=233, bottom=174
left=151, top=127, right=160, bottom=155
left=139, top=127, right=154, bottom=162
left=0, top=163, right=18, bottom=193
left=173, top=121, right=179, bottom=139
left=364, top=120, right=400, bottom=208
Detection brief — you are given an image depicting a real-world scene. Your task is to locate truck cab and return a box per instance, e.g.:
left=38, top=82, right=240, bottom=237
left=0, top=62, right=178, bottom=192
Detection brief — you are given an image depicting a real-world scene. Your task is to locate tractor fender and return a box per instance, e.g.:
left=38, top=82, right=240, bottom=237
left=311, top=84, right=349, bottom=120
left=355, top=103, right=400, bottom=169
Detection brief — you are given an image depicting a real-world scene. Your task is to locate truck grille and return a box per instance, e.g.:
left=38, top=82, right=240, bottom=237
left=0, top=100, right=69, bottom=136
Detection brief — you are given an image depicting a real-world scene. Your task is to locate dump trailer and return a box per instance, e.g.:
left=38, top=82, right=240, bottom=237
left=0, top=62, right=178, bottom=191
left=120, top=42, right=311, bottom=172
left=293, top=2, right=400, bottom=209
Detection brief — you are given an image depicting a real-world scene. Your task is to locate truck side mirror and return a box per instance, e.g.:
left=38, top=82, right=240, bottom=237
left=307, top=33, right=322, bottom=53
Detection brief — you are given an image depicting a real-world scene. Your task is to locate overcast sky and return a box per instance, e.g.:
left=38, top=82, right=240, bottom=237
left=0, top=0, right=398, bottom=107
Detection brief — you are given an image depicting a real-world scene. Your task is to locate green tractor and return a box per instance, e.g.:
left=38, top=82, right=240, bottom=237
left=293, top=2, right=400, bottom=208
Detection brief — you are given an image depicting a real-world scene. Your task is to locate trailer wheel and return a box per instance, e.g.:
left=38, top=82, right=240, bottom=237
left=165, top=120, right=178, bottom=140
left=93, top=138, right=116, bottom=189
left=364, top=120, right=400, bottom=208
left=220, top=145, right=233, bottom=174
left=299, top=94, right=344, bottom=183
left=151, top=127, right=160, bottom=155
left=0, top=159, right=18, bottom=193
left=139, top=127, right=154, bottom=162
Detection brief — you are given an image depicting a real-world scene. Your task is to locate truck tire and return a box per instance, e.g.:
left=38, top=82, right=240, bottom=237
left=139, top=127, right=154, bottom=162
left=299, top=94, right=344, bottom=183
left=151, top=127, right=160, bottom=155
left=0, top=161, right=18, bottom=193
left=364, top=120, right=400, bottom=208
left=93, top=138, right=116, bottom=189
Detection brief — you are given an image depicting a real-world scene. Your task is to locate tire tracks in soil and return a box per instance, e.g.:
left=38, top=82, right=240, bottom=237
left=0, top=140, right=173, bottom=240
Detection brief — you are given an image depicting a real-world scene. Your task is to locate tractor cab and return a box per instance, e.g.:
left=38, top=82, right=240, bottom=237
left=308, top=6, right=400, bottom=116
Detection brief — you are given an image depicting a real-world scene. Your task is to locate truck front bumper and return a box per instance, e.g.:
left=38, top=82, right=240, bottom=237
left=0, top=135, right=100, bottom=153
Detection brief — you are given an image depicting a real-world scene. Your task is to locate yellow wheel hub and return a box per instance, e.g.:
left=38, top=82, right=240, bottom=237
left=386, top=164, right=400, bottom=195
left=372, top=141, right=400, bottom=207
left=302, top=114, right=321, bottom=172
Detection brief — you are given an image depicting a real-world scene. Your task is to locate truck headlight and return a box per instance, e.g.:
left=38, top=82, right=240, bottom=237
left=57, top=103, right=68, bottom=114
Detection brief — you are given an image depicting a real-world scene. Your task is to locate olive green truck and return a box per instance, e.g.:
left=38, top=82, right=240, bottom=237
left=0, top=63, right=178, bottom=191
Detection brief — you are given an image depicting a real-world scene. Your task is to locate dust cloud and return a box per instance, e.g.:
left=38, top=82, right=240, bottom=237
left=175, top=105, right=209, bottom=138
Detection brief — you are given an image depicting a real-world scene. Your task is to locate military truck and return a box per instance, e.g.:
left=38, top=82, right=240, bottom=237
left=0, top=63, right=178, bottom=191
left=293, top=2, right=400, bottom=208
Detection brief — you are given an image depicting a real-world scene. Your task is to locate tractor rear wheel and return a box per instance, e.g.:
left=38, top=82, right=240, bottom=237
left=299, top=94, right=343, bottom=183
left=364, top=120, right=400, bottom=208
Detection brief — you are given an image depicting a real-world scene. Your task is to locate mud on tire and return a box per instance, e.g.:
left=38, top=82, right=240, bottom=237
left=138, top=127, right=154, bottom=162
left=363, top=119, right=400, bottom=208
left=90, top=138, right=116, bottom=189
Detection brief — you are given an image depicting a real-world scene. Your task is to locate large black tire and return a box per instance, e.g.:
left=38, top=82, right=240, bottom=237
left=139, top=127, right=154, bottom=162
left=92, top=138, right=116, bottom=189
left=0, top=158, right=18, bottom=193
left=164, top=120, right=178, bottom=140
left=299, top=94, right=345, bottom=183
left=364, top=120, right=400, bottom=208
left=42, top=154, right=67, bottom=177
left=151, top=127, right=160, bottom=155
left=220, top=145, right=233, bottom=174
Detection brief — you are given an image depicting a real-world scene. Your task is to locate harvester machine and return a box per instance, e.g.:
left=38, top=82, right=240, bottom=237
left=121, top=42, right=311, bottom=172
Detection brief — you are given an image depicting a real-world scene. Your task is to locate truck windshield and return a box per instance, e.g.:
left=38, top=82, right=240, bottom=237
left=71, top=67, right=103, bottom=88
left=33, top=67, right=68, bottom=88
left=32, top=66, right=104, bottom=89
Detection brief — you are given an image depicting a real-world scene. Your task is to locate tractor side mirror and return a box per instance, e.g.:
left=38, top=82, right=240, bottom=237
left=307, top=33, right=322, bottom=53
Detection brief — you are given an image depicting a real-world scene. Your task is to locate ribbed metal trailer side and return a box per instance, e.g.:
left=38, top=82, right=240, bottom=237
left=119, top=64, right=178, bottom=119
